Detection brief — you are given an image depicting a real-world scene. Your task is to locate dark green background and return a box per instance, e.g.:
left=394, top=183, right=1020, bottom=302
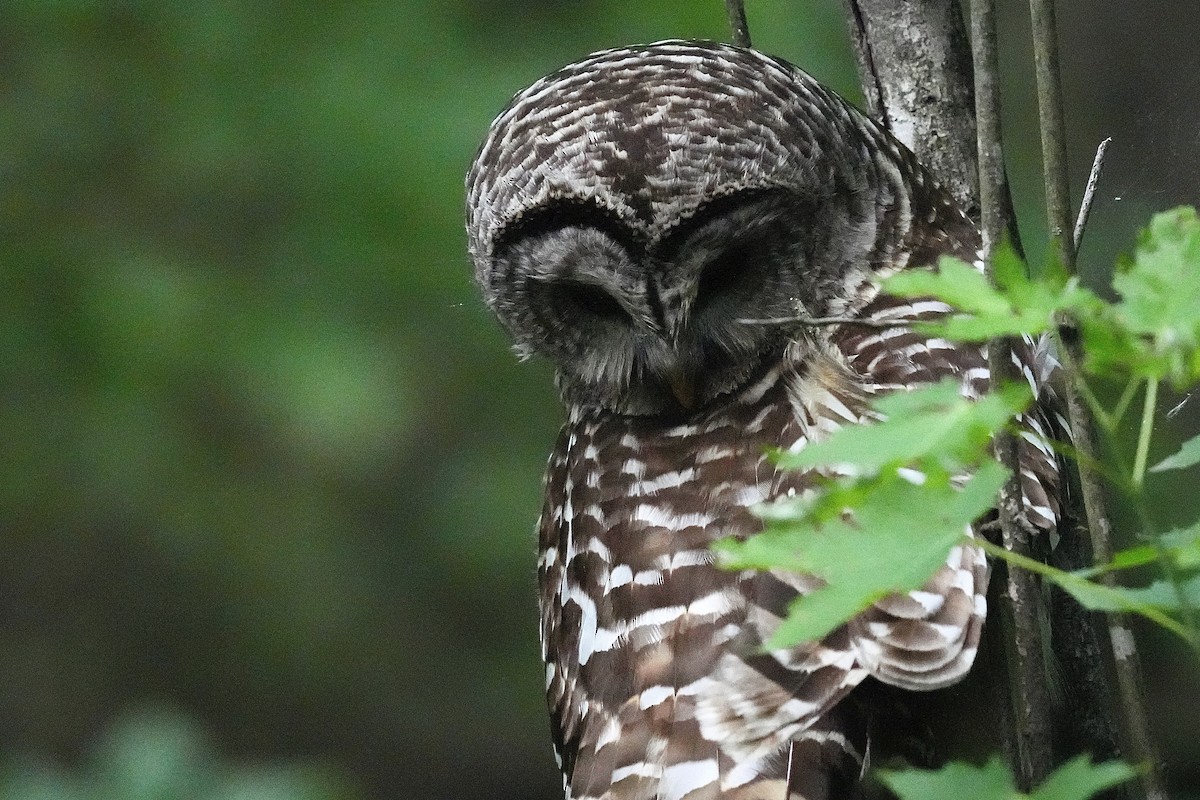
left=2, top=2, right=1197, bottom=799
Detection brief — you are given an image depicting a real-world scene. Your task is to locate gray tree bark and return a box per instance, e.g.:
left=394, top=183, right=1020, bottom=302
left=839, top=0, right=980, bottom=221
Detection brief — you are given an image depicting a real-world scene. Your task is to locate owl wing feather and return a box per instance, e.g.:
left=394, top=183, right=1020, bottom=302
left=538, top=259, right=1064, bottom=799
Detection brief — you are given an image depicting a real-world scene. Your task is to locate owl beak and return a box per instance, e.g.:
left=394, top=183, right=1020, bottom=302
left=666, top=366, right=697, bottom=411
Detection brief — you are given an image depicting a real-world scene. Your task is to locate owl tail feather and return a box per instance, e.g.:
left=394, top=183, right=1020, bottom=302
left=782, top=707, right=866, bottom=800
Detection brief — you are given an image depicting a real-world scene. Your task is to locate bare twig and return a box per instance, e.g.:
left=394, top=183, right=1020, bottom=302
left=971, top=0, right=1007, bottom=250
left=1074, top=137, right=1112, bottom=252
left=973, top=0, right=1054, bottom=787
left=1031, top=0, right=1072, bottom=251
left=724, top=0, right=751, bottom=48
left=1030, top=1, right=1165, bottom=796
left=1167, top=391, right=1195, bottom=419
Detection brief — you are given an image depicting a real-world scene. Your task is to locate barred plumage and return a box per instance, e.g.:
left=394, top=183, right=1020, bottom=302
left=466, top=40, right=1062, bottom=800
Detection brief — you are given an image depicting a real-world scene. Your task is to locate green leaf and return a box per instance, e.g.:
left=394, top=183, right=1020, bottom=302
left=1030, top=756, right=1138, bottom=800
left=716, top=460, right=1008, bottom=647
left=883, top=245, right=1093, bottom=343
left=1162, top=523, right=1200, bottom=569
left=974, top=537, right=1200, bottom=646
left=1149, top=432, right=1200, bottom=472
left=1055, top=572, right=1200, bottom=645
left=1114, top=207, right=1200, bottom=335
left=1053, top=568, right=1198, bottom=631
left=991, top=239, right=1031, bottom=290
left=1082, top=524, right=1200, bottom=574
left=879, top=756, right=1135, bottom=800
left=886, top=256, right=1010, bottom=315
left=1102, top=544, right=1160, bottom=572
left=1116, top=574, right=1200, bottom=612
left=1090, top=206, right=1200, bottom=385
left=773, top=380, right=1031, bottom=473
left=878, top=758, right=1016, bottom=800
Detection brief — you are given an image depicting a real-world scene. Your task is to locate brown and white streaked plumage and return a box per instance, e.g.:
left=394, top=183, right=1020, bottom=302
left=466, top=40, right=1061, bottom=800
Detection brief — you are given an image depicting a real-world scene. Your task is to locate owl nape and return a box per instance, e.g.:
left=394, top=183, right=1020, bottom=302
left=467, top=40, right=1061, bottom=800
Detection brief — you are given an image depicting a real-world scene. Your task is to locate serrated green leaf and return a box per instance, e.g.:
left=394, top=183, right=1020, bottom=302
left=973, top=535, right=1198, bottom=645
left=882, top=247, right=1081, bottom=343
left=1054, top=571, right=1163, bottom=615
left=878, top=757, right=1016, bottom=800
left=1039, top=244, right=1072, bottom=292
left=991, top=239, right=1029, bottom=291
left=1114, top=208, right=1200, bottom=336
left=1029, top=756, right=1137, bottom=800
left=1049, top=568, right=1200, bottom=645
left=885, top=256, right=1010, bottom=316
left=879, top=756, right=1134, bottom=800
left=914, top=314, right=1036, bottom=342
left=991, top=240, right=1065, bottom=318
left=718, top=461, right=1008, bottom=648
left=773, top=380, right=1031, bottom=473
left=1149, top=432, right=1200, bottom=472
left=1077, top=313, right=1153, bottom=380
left=1089, top=524, right=1200, bottom=574
left=1100, top=206, right=1200, bottom=385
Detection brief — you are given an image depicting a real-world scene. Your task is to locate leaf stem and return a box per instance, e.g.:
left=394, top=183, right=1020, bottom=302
left=1131, top=379, right=1158, bottom=488
left=1110, top=376, right=1142, bottom=430
left=972, top=536, right=1197, bottom=649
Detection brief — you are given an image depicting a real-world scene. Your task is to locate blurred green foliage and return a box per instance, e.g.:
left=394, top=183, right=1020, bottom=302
left=0, top=2, right=854, bottom=798
left=1, top=2, right=1197, bottom=799
left=0, top=708, right=355, bottom=800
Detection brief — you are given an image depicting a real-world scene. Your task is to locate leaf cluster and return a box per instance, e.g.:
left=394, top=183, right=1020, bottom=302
left=718, top=207, right=1200, bottom=799
left=715, top=382, right=1025, bottom=647
left=880, top=757, right=1136, bottom=800
left=888, top=207, right=1200, bottom=388
left=882, top=209, right=1200, bottom=646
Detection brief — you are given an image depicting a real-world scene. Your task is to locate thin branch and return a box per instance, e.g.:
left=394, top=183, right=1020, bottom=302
left=1167, top=391, right=1195, bottom=419
left=1030, top=1, right=1166, bottom=796
left=1074, top=137, right=1112, bottom=252
left=1031, top=0, right=1073, bottom=254
left=737, top=315, right=915, bottom=328
left=972, top=0, right=1007, bottom=250
left=724, top=0, right=751, bottom=48
left=973, top=0, right=1054, bottom=787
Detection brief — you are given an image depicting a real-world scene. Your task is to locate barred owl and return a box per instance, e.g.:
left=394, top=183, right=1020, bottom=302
left=466, top=40, right=1060, bottom=800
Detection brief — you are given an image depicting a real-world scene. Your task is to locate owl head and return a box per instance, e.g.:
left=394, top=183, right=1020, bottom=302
left=466, top=40, right=937, bottom=416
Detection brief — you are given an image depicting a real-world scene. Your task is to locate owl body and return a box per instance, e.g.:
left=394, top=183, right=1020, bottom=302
left=537, top=325, right=988, bottom=799
left=466, top=41, right=1061, bottom=800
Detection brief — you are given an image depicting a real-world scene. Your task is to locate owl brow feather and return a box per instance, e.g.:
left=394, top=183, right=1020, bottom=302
left=492, top=198, right=647, bottom=259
